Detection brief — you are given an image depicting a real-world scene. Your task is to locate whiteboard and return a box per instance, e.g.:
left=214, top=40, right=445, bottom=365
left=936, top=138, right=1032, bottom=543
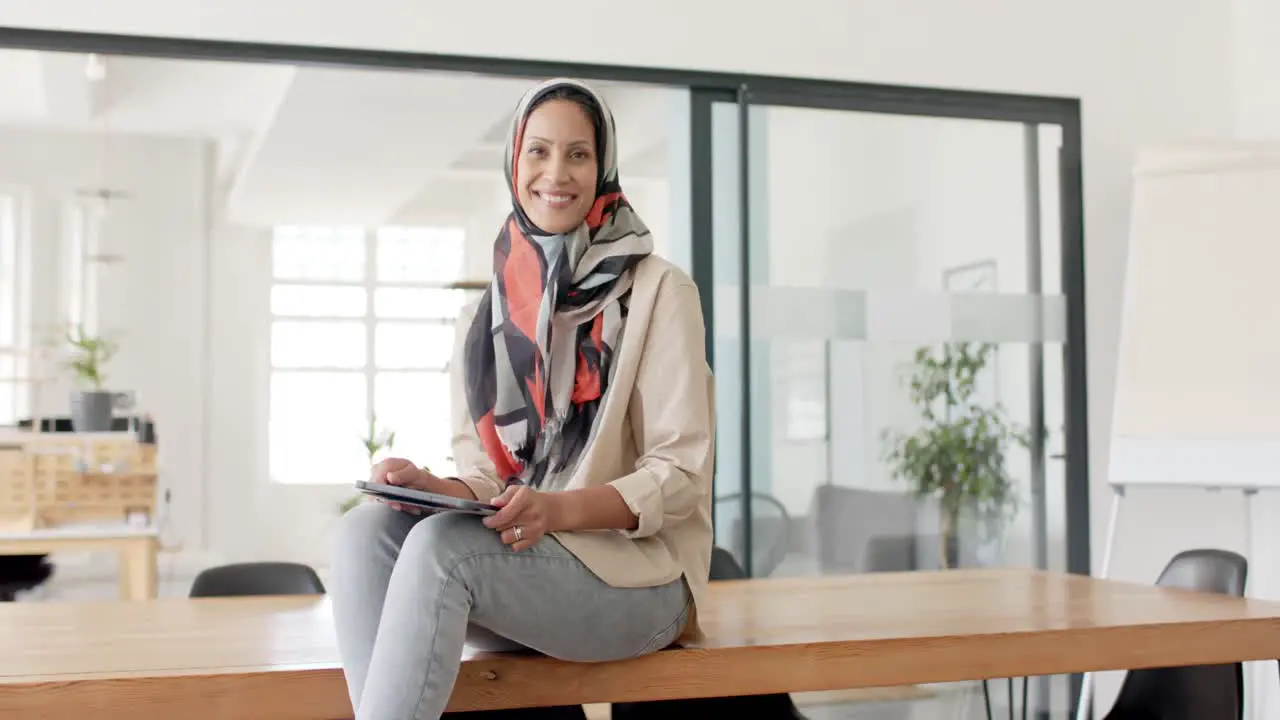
left=1110, top=436, right=1280, bottom=491
left=1110, top=142, right=1280, bottom=491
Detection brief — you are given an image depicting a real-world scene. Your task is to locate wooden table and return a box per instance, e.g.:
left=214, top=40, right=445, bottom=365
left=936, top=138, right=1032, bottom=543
left=2, top=568, right=1279, bottom=719
left=0, top=525, right=159, bottom=601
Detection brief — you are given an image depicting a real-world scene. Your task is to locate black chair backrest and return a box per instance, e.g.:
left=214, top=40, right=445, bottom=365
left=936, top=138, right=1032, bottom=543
left=0, top=555, right=54, bottom=602
left=189, top=562, right=325, bottom=598
left=1105, top=548, right=1247, bottom=720
left=713, top=492, right=791, bottom=577
left=710, top=546, right=747, bottom=581
left=1154, top=548, right=1247, bottom=595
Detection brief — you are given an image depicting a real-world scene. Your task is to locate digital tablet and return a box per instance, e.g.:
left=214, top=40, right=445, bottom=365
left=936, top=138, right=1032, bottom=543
left=354, top=480, right=498, bottom=517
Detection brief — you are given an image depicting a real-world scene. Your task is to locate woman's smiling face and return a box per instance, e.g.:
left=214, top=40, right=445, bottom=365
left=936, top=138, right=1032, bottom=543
left=515, top=98, right=598, bottom=234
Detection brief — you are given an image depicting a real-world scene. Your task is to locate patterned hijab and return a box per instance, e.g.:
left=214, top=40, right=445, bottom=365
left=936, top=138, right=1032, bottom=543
left=463, top=78, right=653, bottom=488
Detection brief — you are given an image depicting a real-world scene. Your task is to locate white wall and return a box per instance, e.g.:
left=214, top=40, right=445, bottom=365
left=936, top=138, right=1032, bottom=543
left=0, top=0, right=1259, bottom=714
left=1232, top=0, right=1280, bottom=140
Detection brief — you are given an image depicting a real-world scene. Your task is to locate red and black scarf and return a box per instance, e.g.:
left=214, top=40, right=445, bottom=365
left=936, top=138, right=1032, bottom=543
left=463, top=78, right=653, bottom=488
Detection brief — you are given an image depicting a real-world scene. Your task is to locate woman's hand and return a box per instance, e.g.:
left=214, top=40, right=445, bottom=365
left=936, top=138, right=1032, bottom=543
left=370, top=457, right=437, bottom=514
left=483, top=485, right=563, bottom=552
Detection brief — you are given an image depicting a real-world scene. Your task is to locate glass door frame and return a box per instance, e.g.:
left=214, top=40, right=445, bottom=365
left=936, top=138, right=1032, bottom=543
left=688, top=83, right=1088, bottom=712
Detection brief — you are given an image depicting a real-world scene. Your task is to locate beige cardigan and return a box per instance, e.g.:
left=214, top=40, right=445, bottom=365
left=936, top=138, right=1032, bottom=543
left=448, top=255, right=715, bottom=642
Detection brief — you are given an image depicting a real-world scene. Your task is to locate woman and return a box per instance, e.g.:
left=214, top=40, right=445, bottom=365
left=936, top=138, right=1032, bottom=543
left=330, top=77, right=715, bottom=720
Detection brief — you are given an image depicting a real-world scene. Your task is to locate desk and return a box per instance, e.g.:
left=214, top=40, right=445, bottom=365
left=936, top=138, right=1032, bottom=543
left=0, top=525, right=159, bottom=601
left=2, top=568, right=1279, bottom=718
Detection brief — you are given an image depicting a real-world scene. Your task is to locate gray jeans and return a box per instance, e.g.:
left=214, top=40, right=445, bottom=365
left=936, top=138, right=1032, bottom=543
left=330, top=502, right=690, bottom=720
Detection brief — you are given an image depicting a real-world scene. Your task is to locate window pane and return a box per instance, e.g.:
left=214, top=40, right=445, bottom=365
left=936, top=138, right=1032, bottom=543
left=273, top=226, right=366, bottom=282
left=272, top=285, right=368, bottom=318
left=0, top=195, right=15, bottom=348
left=374, top=371, right=454, bottom=476
left=0, top=355, right=28, bottom=423
left=272, top=321, right=366, bottom=368
left=12, top=371, right=26, bottom=422
left=375, top=322, right=453, bottom=370
left=376, top=227, right=465, bottom=283
left=374, top=287, right=467, bottom=320
left=0, top=381, right=15, bottom=427
left=269, top=371, right=367, bottom=483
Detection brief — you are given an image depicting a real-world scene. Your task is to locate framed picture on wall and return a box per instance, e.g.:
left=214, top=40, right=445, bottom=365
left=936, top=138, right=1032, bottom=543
left=942, top=259, right=997, bottom=294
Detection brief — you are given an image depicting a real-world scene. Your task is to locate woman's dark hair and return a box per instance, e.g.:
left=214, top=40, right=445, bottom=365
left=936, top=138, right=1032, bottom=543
left=527, top=84, right=606, bottom=185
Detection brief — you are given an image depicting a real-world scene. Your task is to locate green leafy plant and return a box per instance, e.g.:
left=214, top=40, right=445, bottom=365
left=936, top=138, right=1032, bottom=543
left=881, top=342, right=1033, bottom=569
left=338, top=493, right=365, bottom=514
left=339, top=414, right=397, bottom=514
left=63, top=324, right=119, bottom=390
left=361, top=413, right=396, bottom=463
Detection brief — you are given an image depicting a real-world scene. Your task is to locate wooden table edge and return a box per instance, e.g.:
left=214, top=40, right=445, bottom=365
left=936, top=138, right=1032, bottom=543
left=4, top=615, right=1278, bottom=714
left=0, top=661, right=342, bottom=685
left=2, top=614, right=1270, bottom=684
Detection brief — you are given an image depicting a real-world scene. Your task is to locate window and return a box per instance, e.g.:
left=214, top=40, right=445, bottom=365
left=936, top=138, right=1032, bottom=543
left=0, top=193, right=28, bottom=428
left=268, top=225, right=474, bottom=484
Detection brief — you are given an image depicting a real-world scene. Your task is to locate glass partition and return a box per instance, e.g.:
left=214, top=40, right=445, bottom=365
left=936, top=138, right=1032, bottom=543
left=706, top=96, right=1080, bottom=718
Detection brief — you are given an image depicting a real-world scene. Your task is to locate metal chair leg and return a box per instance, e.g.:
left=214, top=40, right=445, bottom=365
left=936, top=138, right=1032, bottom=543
left=984, top=677, right=1030, bottom=720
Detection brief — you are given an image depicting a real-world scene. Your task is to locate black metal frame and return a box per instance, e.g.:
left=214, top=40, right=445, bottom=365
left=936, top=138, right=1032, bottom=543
left=0, top=24, right=1090, bottom=716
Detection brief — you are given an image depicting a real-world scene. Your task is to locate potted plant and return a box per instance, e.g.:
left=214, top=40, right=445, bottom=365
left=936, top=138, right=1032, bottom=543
left=62, top=324, right=122, bottom=432
left=339, top=414, right=396, bottom=514
left=881, top=342, right=1032, bottom=569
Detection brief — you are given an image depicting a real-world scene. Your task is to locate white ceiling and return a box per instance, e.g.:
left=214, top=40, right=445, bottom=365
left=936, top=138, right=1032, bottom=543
left=0, top=50, right=675, bottom=226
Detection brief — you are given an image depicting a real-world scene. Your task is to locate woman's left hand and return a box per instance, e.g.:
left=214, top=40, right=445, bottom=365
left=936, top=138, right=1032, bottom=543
left=483, top=485, right=562, bottom=552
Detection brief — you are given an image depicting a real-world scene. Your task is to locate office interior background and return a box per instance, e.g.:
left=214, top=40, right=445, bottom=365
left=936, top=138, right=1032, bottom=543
left=0, top=1, right=1278, bottom=718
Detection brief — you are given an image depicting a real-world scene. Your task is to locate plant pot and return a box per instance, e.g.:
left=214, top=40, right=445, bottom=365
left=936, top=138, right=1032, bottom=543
left=69, top=390, right=119, bottom=432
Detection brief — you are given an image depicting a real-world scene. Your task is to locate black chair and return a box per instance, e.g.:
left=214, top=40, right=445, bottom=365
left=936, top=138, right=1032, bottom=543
left=0, top=554, right=54, bottom=601
left=713, top=492, right=791, bottom=577
left=1102, top=548, right=1248, bottom=720
left=709, top=545, right=745, bottom=581
left=189, top=561, right=326, bottom=598
left=612, top=547, right=807, bottom=720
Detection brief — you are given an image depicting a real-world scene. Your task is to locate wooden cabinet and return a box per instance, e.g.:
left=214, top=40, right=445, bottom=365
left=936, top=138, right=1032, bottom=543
left=0, top=431, right=158, bottom=532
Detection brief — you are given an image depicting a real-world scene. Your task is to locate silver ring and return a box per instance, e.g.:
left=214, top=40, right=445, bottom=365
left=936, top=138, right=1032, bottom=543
left=513, top=525, right=523, bottom=542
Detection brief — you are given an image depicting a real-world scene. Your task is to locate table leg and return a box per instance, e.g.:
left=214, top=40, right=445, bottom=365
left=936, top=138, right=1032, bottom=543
left=1243, top=489, right=1258, bottom=720
left=1075, top=486, right=1125, bottom=720
left=118, top=538, right=158, bottom=600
